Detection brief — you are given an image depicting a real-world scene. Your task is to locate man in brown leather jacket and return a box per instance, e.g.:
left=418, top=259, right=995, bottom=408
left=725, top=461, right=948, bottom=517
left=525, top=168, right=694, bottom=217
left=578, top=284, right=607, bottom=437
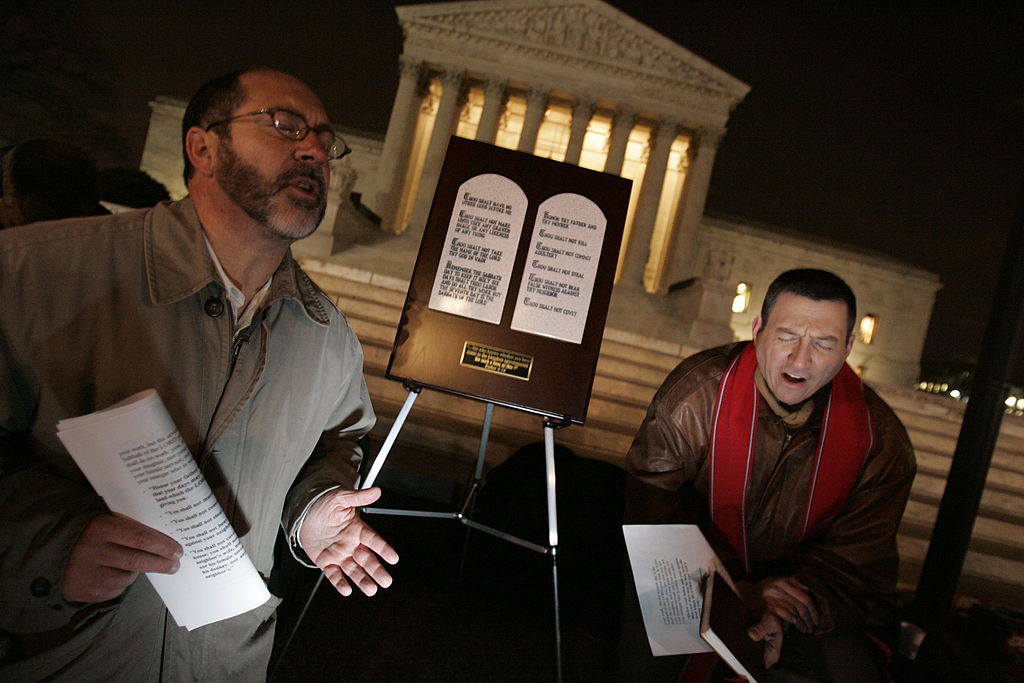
left=623, top=269, right=916, bottom=682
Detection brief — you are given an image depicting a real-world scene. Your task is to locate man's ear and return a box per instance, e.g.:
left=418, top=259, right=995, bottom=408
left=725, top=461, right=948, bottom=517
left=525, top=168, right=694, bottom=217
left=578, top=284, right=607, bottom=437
left=845, top=334, right=855, bottom=356
left=751, top=315, right=763, bottom=343
left=0, top=193, right=27, bottom=227
left=185, top=127, right=217, bottom=178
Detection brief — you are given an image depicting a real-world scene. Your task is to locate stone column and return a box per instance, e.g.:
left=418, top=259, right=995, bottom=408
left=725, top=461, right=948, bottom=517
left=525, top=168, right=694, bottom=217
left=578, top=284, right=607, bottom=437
left=603, top=105, right=635, bottom=176
left=618, top=118, right=678, bottom=288
left=373, top=56, right=423, bottom=232
left=683, top=243, right=739, bottom=349
left=563, top=97, right=596, bottom=165
left=141, top=98, right=191, bottom=199
left=475, top=77, right=507, bottom=144
left=406, top=68, right=465, bottom=235
left=661, top=126, right=725, bottom=288
left=517, top=87, right=548, bottom=154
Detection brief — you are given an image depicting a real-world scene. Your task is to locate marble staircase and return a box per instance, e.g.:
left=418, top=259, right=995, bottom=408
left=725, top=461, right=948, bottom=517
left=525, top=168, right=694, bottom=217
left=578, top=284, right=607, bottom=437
left=302, top=258, right=1024, bottom=608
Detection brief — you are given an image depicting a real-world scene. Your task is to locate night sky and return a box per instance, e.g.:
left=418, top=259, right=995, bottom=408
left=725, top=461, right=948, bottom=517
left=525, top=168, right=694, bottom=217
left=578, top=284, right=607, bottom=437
left=6, top=1, right=1023, bottom=381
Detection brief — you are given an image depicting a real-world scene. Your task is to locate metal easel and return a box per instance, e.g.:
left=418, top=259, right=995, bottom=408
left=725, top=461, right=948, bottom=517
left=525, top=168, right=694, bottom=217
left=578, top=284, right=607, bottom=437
left=359, top=380, right=571, bottom=682
left=273, top=380, right=571, bottom=681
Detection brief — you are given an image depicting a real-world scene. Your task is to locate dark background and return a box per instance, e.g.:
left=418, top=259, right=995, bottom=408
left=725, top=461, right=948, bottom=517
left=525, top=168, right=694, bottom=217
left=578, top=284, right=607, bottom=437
left=3, top=0, right=1022, bottom=381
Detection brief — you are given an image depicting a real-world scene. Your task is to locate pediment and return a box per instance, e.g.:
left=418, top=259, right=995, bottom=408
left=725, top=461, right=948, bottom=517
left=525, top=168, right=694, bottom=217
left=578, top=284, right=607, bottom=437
left=397, top=0, right=749, bottom=108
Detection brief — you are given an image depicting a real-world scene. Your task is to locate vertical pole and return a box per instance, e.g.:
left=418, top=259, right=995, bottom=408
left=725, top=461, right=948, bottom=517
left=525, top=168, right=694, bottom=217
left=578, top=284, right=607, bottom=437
left=457, top=403, right=495, bottom=585
left=359, top=385, right=421, bottom=490
left=473, top=403, right=495, bottom=484
left=543, top=422, right=563, bottom=682
left=907, top=168, right=1024, bottom=638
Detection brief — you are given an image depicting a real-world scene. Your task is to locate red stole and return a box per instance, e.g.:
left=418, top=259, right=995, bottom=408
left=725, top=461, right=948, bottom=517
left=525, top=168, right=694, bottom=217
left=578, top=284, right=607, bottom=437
left=708, top=342, right=874, bottom=575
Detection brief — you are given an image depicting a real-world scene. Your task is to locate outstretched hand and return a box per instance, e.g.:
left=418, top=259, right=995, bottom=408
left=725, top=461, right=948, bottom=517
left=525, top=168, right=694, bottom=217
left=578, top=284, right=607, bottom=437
left=298, top=487, right=399, bottom=597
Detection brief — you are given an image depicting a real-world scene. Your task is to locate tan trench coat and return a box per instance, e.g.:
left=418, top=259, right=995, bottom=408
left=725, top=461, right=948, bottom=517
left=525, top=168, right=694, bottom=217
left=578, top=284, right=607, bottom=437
left=0, top=198, right=374, bottom=680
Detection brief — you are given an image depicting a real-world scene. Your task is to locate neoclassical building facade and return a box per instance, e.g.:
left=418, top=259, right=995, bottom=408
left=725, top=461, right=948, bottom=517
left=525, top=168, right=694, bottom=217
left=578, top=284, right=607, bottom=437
left=139, top=0, right=939, bottom=387
left=373, top=0, right=750, bottom=298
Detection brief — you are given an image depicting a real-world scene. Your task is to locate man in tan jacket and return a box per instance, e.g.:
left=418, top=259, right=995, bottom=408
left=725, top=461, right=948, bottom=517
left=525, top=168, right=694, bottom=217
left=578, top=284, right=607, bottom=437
left=0, top=69, right=397, bottom=680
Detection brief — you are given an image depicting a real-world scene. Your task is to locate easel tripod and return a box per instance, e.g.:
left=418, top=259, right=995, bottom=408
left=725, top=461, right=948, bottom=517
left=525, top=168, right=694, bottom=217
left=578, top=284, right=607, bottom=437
left=275, top=380, right=573, bottom=682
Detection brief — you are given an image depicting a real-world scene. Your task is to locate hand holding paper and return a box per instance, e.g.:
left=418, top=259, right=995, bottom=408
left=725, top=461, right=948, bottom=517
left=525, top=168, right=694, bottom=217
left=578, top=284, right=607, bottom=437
left=298, top=486, right=399, bottom=597
left=64, top=513, right=182, bottom=603
left=56, top=389, right=271, bottom=630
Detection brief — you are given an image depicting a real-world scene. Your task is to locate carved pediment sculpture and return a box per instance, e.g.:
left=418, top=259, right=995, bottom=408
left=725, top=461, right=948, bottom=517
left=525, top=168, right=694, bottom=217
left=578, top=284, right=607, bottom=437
left=397, top=0, right=749, bottom=113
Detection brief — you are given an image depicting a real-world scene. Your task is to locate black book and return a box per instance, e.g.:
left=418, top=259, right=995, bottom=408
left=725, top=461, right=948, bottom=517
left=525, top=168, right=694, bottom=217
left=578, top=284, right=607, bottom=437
left=699, top=571, right=767, bottom=683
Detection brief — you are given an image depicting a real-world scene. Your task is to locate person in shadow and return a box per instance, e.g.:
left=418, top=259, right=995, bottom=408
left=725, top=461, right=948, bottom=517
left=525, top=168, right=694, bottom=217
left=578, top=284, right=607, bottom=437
left=0, top=137, right=107, bottom=228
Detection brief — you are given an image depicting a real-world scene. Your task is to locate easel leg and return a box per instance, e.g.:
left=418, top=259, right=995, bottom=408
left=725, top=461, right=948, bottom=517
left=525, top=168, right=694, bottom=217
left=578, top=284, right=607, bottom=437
left=458, top=402, right=495, bottom=587
left=544, top=423, right=564, bottom=683
left=274, top=385, right=422, bottom=677
left=359, top=385, right=421, bottom=489
left=460, top=402, right=494, bottom=517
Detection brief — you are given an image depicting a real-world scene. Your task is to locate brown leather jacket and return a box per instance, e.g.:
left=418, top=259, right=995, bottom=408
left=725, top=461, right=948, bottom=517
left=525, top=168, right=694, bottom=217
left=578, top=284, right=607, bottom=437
left=626, top=343, right=916, bottom=634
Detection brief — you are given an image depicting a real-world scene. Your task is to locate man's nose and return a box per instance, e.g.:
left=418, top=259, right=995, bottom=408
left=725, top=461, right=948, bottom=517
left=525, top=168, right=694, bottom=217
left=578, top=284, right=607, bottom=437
left=294, top=133, right=329, bottom=164
left=790, top=341, right=812, bottom=369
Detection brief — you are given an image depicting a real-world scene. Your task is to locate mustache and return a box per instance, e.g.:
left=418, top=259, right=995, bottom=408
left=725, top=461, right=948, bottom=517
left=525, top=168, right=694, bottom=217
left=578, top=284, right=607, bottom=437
left=276, top=164, right=325, bottom=197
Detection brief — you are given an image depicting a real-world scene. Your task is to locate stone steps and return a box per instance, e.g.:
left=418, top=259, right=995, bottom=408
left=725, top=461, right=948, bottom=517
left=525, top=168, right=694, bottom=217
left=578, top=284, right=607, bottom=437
left=302, top=259, right=1024, bottom=606
left=909, top=470, right=1024, bottom=523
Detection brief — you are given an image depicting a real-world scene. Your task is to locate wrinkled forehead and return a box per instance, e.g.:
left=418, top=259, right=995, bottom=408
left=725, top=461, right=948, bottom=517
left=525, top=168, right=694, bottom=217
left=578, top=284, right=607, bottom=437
left=238, top=70, right=329, bottom=125
left=766, top=293, right=850, bottom=337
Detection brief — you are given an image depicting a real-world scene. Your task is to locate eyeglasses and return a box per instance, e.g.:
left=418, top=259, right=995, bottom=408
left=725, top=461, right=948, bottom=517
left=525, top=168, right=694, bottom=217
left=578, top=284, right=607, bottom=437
left=204, top=108, right=351, bottom=160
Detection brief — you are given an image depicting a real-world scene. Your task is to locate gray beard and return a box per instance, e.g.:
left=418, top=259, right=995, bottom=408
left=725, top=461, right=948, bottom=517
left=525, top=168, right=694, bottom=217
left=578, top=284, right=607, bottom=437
left=215, top=143, right=326, bottom=242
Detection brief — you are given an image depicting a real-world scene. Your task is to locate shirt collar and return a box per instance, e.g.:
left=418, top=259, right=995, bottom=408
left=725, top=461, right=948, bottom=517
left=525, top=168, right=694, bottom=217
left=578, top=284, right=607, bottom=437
left=143, top=197, right=331, bottom=326
left=754, top=368, right=817, bottom=428
left=203, top=234, right=272, bottom=331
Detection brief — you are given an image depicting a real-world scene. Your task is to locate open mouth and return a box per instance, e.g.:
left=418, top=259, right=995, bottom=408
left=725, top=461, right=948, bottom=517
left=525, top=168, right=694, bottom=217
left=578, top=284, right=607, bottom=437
left=288, top=176, right=321, bottom=199
left=782, top=372, right=806, bottom=384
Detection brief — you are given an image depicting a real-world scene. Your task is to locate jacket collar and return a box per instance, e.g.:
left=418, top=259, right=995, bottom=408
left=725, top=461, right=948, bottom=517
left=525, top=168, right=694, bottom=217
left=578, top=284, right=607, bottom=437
left=144, top=197, right=331, bottom=326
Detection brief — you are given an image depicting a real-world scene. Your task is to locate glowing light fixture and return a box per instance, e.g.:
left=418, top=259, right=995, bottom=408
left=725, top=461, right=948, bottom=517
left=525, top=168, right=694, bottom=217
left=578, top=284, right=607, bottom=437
left=859, top=314, right=877, bottom=344
left=732, top=282, right=751, bottom=313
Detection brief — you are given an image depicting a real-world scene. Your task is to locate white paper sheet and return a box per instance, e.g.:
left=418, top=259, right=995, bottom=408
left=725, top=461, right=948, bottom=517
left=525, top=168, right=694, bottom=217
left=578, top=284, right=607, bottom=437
left=56, top=389, right=271, bottom=630
left=622, top=524, right=731, bottom=656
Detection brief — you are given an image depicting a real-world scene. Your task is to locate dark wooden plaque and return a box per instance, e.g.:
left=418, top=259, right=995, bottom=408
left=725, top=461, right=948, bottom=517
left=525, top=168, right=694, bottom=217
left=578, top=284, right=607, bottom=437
left=385, top=137, right=630, bottom=423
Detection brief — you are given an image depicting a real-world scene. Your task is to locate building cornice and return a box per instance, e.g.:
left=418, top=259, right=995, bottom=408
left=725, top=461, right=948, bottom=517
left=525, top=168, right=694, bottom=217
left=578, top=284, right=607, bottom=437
left=397, top=0, right=750, bottom=120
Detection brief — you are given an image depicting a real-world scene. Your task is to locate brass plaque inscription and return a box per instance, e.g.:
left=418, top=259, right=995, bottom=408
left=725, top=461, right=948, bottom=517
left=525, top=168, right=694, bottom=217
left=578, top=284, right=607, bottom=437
left=460, top=341, right=533, bottom=381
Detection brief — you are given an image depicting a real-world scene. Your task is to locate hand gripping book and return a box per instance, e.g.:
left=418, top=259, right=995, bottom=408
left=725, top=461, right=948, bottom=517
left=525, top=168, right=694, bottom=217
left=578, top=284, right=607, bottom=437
left=623, top=524, right=728, bottom=656
left=699, top=570, right=766, bottom=683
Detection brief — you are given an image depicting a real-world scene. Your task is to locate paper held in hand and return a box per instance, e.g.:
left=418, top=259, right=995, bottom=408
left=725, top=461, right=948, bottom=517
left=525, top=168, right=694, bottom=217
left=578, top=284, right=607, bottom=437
left=622, top=524, right=736, bottom=655
left=56, top=389, right=271, bottom=630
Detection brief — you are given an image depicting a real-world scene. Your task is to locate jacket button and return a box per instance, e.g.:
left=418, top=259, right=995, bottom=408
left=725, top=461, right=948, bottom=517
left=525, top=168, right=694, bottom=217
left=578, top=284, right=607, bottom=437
left=204, top=297, right=224, bottom=318
left=30, top=577, right=51, bottom=597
